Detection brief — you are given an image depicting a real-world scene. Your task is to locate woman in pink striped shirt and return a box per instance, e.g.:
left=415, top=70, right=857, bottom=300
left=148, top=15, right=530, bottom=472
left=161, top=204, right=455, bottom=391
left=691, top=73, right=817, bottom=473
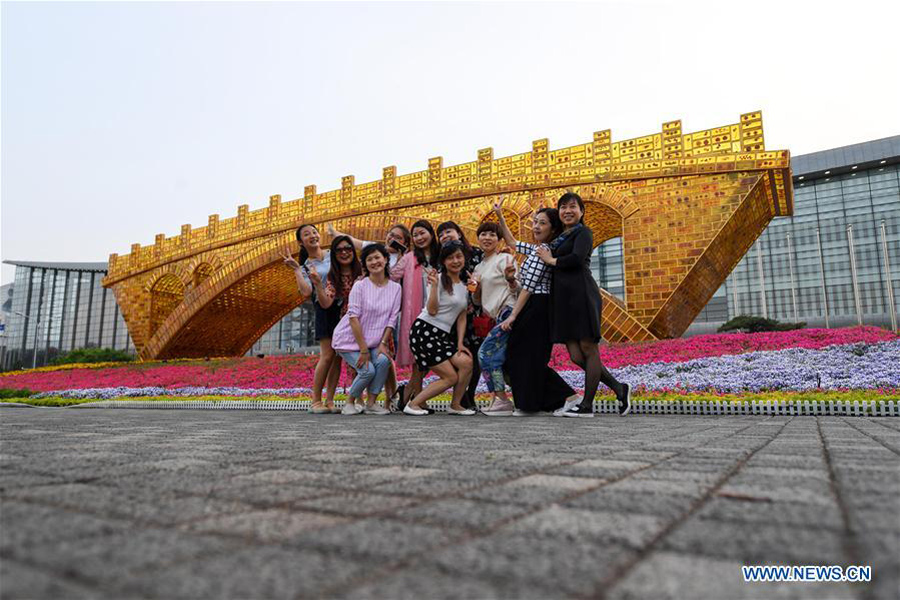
left=331, top=244, right=402, bottom=415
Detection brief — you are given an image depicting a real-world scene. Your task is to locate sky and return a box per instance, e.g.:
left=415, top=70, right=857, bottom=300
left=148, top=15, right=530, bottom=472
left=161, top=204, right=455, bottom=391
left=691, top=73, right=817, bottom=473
left=3, top=0, right=899, bottom=285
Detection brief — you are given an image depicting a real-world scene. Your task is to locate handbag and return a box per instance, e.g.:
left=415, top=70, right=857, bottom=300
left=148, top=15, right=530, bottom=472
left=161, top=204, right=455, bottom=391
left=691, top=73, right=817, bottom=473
left=472, top=313, right=496, bottom=338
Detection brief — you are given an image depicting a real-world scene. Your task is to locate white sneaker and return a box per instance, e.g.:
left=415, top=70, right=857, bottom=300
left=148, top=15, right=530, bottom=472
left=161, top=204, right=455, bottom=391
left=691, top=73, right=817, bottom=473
left=341, top=402, right=363, bottom=415
left=553, top=396, right=582, bottom=417
left=403, top=404, right=429, bottom=416
left=448, top=407, right=476, bottom=416
left=482, top=397, right=514, bottom=417
left=364, top=404, right=391, bottom=415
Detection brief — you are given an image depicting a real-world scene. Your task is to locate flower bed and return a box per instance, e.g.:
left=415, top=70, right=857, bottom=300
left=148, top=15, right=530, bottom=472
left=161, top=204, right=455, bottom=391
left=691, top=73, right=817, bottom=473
left=549, top=326, right=897, bottom=370
left=1, top=327, right=895, bottom=394
left=3, top=389, right=896, bottom=408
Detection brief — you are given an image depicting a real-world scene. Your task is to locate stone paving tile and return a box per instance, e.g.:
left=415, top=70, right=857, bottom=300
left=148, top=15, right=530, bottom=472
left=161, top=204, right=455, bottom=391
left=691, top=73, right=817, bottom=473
left=716, top=480, right=838, bottom=507
left=4, top=482, right=255, bottom=526
left=696, top=496, right=844, bottom=530
left=660, top=517, right=848, bottom=565
left=602, top=476, right=712, bottom=498
left=561, top=488, right=697, bottom=520
left=423, top=531, right=638, bottom=597
left=9, top=527, right=242, bottom=587
left=182, top=508, right=349, bottom=542
left=387, top=498, right=534, bottom=530
left=606, top=550, right=861, bottom=600
left=0, top=471, right=70, bottom=491
left=458, top=474, right=606, bottom=506
left=0, top=501, right=128, bottom=551
left=339, top=567, right=560, bottom=600
left=287, top=517, right=461, bottom=560
left=368, top=474, right=485, bottom=497
left=117, top=546, right=367, bottom=599
left=0, top=558, right=101, bottom=600
left=502, top=505, right=667, bottom=550
left=208, top=482, right=336, bottom=507
left=291, top=491, right=421, bottom=517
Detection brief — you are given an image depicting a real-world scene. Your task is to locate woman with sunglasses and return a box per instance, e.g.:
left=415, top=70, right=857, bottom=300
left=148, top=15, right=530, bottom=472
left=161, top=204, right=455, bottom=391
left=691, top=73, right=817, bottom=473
left=282, top=224, right=344, bottom=413
left=327, top=222, right=411, bottom=269
left=327, top=222, right=412, bottom=406
left=536, top=192, right=631, bottom=417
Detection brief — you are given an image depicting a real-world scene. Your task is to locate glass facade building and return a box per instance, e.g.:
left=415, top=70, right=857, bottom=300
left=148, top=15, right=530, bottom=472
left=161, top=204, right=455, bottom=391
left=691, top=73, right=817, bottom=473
left=1, top=262, right=135, bottom=370
left=3, top=136, right=897, bottom=369
left=593, top=136, right=900, bottom=334
left=249, top=304, right=317, bottom=356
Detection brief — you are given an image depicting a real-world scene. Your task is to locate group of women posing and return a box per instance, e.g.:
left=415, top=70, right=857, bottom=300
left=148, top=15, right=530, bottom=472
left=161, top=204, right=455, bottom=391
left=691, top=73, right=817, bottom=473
left=281, top=192, right=632, bottom=418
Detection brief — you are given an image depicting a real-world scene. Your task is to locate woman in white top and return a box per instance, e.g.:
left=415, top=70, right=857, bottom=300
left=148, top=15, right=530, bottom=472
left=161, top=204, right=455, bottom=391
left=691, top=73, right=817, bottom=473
left=404, top=241, right=475, bottom=416
left=472, top=221, right=519, bottom=416
left=282, top=224, right=343, bottom=414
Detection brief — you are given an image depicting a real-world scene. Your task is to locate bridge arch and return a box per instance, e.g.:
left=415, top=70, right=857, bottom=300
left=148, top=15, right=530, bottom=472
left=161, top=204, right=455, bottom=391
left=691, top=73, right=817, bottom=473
left=148, top=273, right=185, bottom=338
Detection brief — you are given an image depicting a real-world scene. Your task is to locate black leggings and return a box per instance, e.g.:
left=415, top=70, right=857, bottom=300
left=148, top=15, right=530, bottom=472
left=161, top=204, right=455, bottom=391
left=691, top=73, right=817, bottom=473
left=566, top=339, right=623, bottom=406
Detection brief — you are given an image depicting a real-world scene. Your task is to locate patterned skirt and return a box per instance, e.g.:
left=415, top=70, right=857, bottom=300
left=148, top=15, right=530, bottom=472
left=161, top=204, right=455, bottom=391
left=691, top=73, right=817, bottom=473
left=410, top=319, right=457, bottom=372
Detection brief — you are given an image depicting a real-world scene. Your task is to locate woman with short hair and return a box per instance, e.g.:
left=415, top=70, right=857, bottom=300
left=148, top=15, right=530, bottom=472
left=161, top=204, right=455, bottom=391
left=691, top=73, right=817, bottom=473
left=471, top=221, right=519, bottom=416
left=331, top=243, right=402, bottom=415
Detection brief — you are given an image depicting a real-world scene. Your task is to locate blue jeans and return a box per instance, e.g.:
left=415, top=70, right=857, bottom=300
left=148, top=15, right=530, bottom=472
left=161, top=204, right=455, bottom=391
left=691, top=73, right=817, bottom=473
left=477, top=306, right=513, bottom=393
left=337, top=348, right=391, bottom=400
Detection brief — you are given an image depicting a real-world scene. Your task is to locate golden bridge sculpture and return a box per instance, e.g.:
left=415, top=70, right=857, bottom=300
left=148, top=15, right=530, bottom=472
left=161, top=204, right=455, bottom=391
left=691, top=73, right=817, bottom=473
left=104, top=111, right=792, bottom=359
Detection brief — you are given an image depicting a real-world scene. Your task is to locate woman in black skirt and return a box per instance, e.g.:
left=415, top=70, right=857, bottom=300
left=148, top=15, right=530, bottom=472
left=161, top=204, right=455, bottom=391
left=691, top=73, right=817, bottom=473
left=535, top=192, right=631, bottom=417
left=436, top=221, right=483, bottom=410
left=404, top=241, right=476, bottom=416
left=494, top=199, right=581, bottom=414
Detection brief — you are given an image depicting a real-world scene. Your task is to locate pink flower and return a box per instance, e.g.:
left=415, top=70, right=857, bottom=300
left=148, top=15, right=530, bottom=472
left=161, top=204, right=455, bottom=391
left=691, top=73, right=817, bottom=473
left=2, top=326, right=894, bottom=393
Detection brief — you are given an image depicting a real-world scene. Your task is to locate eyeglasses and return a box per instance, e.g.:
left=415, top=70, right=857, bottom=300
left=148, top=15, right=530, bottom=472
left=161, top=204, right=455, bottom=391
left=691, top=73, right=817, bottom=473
left=336, top=246, right=354, bottom=254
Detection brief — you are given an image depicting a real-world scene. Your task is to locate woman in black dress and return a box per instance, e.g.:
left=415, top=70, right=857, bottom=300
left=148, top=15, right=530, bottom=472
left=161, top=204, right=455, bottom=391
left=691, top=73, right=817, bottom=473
left=493, top=200, right=580, bottom=414
left=536, top=192, right=631, bottom=417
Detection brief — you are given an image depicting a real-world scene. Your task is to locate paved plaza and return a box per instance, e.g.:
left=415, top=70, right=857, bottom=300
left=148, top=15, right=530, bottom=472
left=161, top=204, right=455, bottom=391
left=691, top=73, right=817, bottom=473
left=0, top=409, right=898, bottom=599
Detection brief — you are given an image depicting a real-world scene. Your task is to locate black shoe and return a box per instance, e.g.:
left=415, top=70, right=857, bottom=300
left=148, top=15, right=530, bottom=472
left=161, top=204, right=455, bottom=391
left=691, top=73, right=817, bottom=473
left=562, top=403, right=595, bottom=418
left=618, top=383, right=632, bottom=417
left=396, top=384, right=407, bottom=411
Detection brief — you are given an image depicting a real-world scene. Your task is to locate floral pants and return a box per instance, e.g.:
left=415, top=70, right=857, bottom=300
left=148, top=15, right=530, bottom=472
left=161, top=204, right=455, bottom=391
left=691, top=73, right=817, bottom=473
left=477, top=306, right=513, bottom=393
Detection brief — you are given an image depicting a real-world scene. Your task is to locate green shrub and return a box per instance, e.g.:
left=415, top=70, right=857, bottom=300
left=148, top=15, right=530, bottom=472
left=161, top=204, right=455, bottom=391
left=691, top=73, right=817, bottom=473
left=718, top=315, right=806, bottom=334
left=50, top=348, right=135, bottom=365
left=0, top=388, right=33, bottom=399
